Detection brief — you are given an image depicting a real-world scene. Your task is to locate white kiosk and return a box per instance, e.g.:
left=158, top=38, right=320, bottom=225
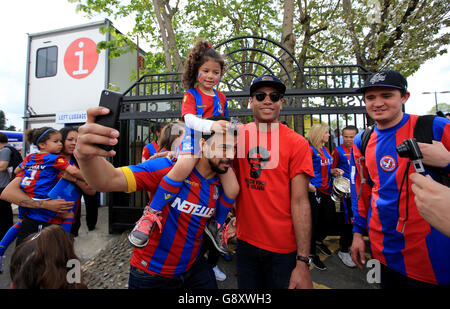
left=24, top=19, right=145, bottom=130
left=23, top=19, right=145, bottom=206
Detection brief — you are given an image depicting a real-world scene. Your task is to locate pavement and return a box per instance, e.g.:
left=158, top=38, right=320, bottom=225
left=216, top=236, right=379, bottom=289
left=1, top=204, right=379, bottom=289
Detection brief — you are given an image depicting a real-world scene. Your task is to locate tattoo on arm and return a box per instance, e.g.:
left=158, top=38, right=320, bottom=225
left=18, top=199, right=43, bottom=209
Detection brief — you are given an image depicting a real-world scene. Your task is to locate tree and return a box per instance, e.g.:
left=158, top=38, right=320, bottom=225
left=185, top=0, right=281, bottom=97
left=0, top=110, right=18, bottom=131
left=290, top=0, right=342, bottom=88
left=70, top=0, right=450, bottom=84
left=152, top=0, right=183, bottom=72
left=428, top=103, right=450, bottom=115
left=341, top=0, right=450, bottom=76
left=0, top=110, right=6, bottom=130
left=281, top=0, right=296, bottom=86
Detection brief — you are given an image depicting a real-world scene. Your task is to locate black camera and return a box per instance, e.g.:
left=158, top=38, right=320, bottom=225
left=396, top=138, right=425, bottom=174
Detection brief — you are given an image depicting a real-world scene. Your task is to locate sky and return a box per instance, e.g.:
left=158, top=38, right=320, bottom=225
left=1, top=0, right=449, bottom=132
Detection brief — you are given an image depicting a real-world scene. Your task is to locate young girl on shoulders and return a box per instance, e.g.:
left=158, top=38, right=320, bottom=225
left=128, top=40, right=239, bottom=247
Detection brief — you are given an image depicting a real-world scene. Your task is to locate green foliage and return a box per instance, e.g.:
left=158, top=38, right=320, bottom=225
left=0, top=110, right=6, bottom=130
left=185, top=0, right=281, bottom=40
left=429, top=103, right=450, bottom=115
left=340, top=0, right=450, bottom=76
left=69, top=0, right=450, bottom=84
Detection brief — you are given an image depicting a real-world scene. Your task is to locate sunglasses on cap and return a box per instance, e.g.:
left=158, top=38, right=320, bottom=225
left=253, top=92, right=284, bottom=102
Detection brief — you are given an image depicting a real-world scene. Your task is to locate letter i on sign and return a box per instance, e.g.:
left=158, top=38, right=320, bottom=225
left=73, top=41, right=88, bottom=75
left=64, top=37, right=99, bottom=79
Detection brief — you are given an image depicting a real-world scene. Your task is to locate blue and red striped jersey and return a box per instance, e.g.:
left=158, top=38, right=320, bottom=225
left=17, top=153, right=70, bottom=223
left=332, top=145, right=351, bottom=179
left=350, top=113, right=450, bottom=285
left=310, top=145, right=332, bottom=194
left=179, top=87, right=229, bottom=154
left=141, top=140, right=160, bottom=162
left=181, top=87, right=228, bottom=120
left=121, top=157, right=234, bottom=278
left=67, top=155, right=82, bottom=223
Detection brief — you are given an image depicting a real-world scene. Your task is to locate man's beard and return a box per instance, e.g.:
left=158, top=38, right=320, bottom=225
left=208, top=158, right=231, bottom=175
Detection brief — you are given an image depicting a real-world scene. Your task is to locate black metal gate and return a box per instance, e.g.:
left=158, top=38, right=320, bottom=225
left=108, top=36, right=371, bottom=233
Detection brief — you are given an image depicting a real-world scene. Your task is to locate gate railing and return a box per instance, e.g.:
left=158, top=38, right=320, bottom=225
left=108, top=65, right=371, bottom=233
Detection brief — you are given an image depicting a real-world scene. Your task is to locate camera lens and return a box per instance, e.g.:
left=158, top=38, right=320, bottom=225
left=396, top=143, right=410, bottom=158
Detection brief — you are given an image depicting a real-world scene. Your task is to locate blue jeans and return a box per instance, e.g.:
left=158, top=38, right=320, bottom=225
left=236, top=239, right=296, bottom=289
left=128, top=257, right=218, bottom=289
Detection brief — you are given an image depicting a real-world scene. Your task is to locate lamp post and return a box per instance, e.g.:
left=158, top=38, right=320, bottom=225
left=422, top=91, right=450, bottom=113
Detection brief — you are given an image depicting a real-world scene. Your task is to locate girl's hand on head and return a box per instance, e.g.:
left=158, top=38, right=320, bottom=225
left=210, top=120, right=230, bottom=134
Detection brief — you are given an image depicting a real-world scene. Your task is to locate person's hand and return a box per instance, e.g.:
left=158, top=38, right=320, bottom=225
left=418, top=141, right=450, bottom=168
left=350, top=232, right=366, bottom=269
left=308, top=183, right=316, bottom=192
left=43, top=199, right=74, bottom=214
left=60, top=170, right=77, bottom=182
left=149, top=151, right=176, bottom=161
left=410, top=173, right=450, bottom=237
left=59, top=210, right=74, bottom=219
left=331, top=168, right=344, bottom=177
left=288, top=263, right=313, bottom=289
left=75, top=107, right=120, bottom=160
left=210, top=120, right=230, bottom=134
left=226, top=217, right=236, bottom=239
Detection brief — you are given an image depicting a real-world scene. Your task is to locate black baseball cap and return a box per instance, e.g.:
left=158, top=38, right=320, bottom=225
left=250, top=75, right=286, bottom=96
left=357, top=70, right=408, bottom=94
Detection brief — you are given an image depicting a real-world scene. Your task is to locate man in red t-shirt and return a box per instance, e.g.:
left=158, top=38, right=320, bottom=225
left=230, top=75, right=315, bottom=289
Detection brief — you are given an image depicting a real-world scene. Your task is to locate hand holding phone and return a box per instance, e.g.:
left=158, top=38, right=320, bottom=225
left=94, top=90, right=122, bottom=151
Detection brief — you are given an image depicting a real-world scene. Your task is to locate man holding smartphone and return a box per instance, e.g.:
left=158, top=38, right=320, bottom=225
left=75, top=107, right=237, bottom=289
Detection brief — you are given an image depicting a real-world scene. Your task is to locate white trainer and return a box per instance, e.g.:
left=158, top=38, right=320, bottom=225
left=213, top=265, right=227, bottom=281
left=337, top=251, right=356, bottom=268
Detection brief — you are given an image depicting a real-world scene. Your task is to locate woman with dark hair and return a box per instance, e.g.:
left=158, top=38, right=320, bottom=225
left=9, top=224, right=87, bottom=289
left=0, top=127, right=84, bottom=246
left=0, top=127, right=91, bottom=247
left=59, top=127, right=96, bottom=236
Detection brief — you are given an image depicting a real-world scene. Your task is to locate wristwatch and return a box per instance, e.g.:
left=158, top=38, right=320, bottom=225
left=296, top=255, right=312, bottom=266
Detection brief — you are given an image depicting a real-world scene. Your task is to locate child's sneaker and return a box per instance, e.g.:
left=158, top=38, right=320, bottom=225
left=128, top=208, right=162, bottom=248
left=337, top=250, right=356, bottom=268
left=205, top=219, right=232, bottom=255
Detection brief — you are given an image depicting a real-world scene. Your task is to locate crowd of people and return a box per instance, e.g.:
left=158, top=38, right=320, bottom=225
left=0, top=39, right=449, bottom=290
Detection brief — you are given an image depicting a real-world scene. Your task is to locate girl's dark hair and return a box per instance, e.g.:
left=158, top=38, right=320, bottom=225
left=10, top=225, right=87, bottom=289
left=182, top=39, right=226, bottom=90
left=25, top=127, right=59, bottom=148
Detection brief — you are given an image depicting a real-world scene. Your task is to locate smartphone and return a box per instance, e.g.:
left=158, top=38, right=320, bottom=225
left=95, top=89, right=123, bottom=151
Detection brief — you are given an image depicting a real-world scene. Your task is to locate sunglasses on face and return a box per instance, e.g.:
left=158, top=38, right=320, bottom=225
left=253, top=92, right=283, bottom=102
